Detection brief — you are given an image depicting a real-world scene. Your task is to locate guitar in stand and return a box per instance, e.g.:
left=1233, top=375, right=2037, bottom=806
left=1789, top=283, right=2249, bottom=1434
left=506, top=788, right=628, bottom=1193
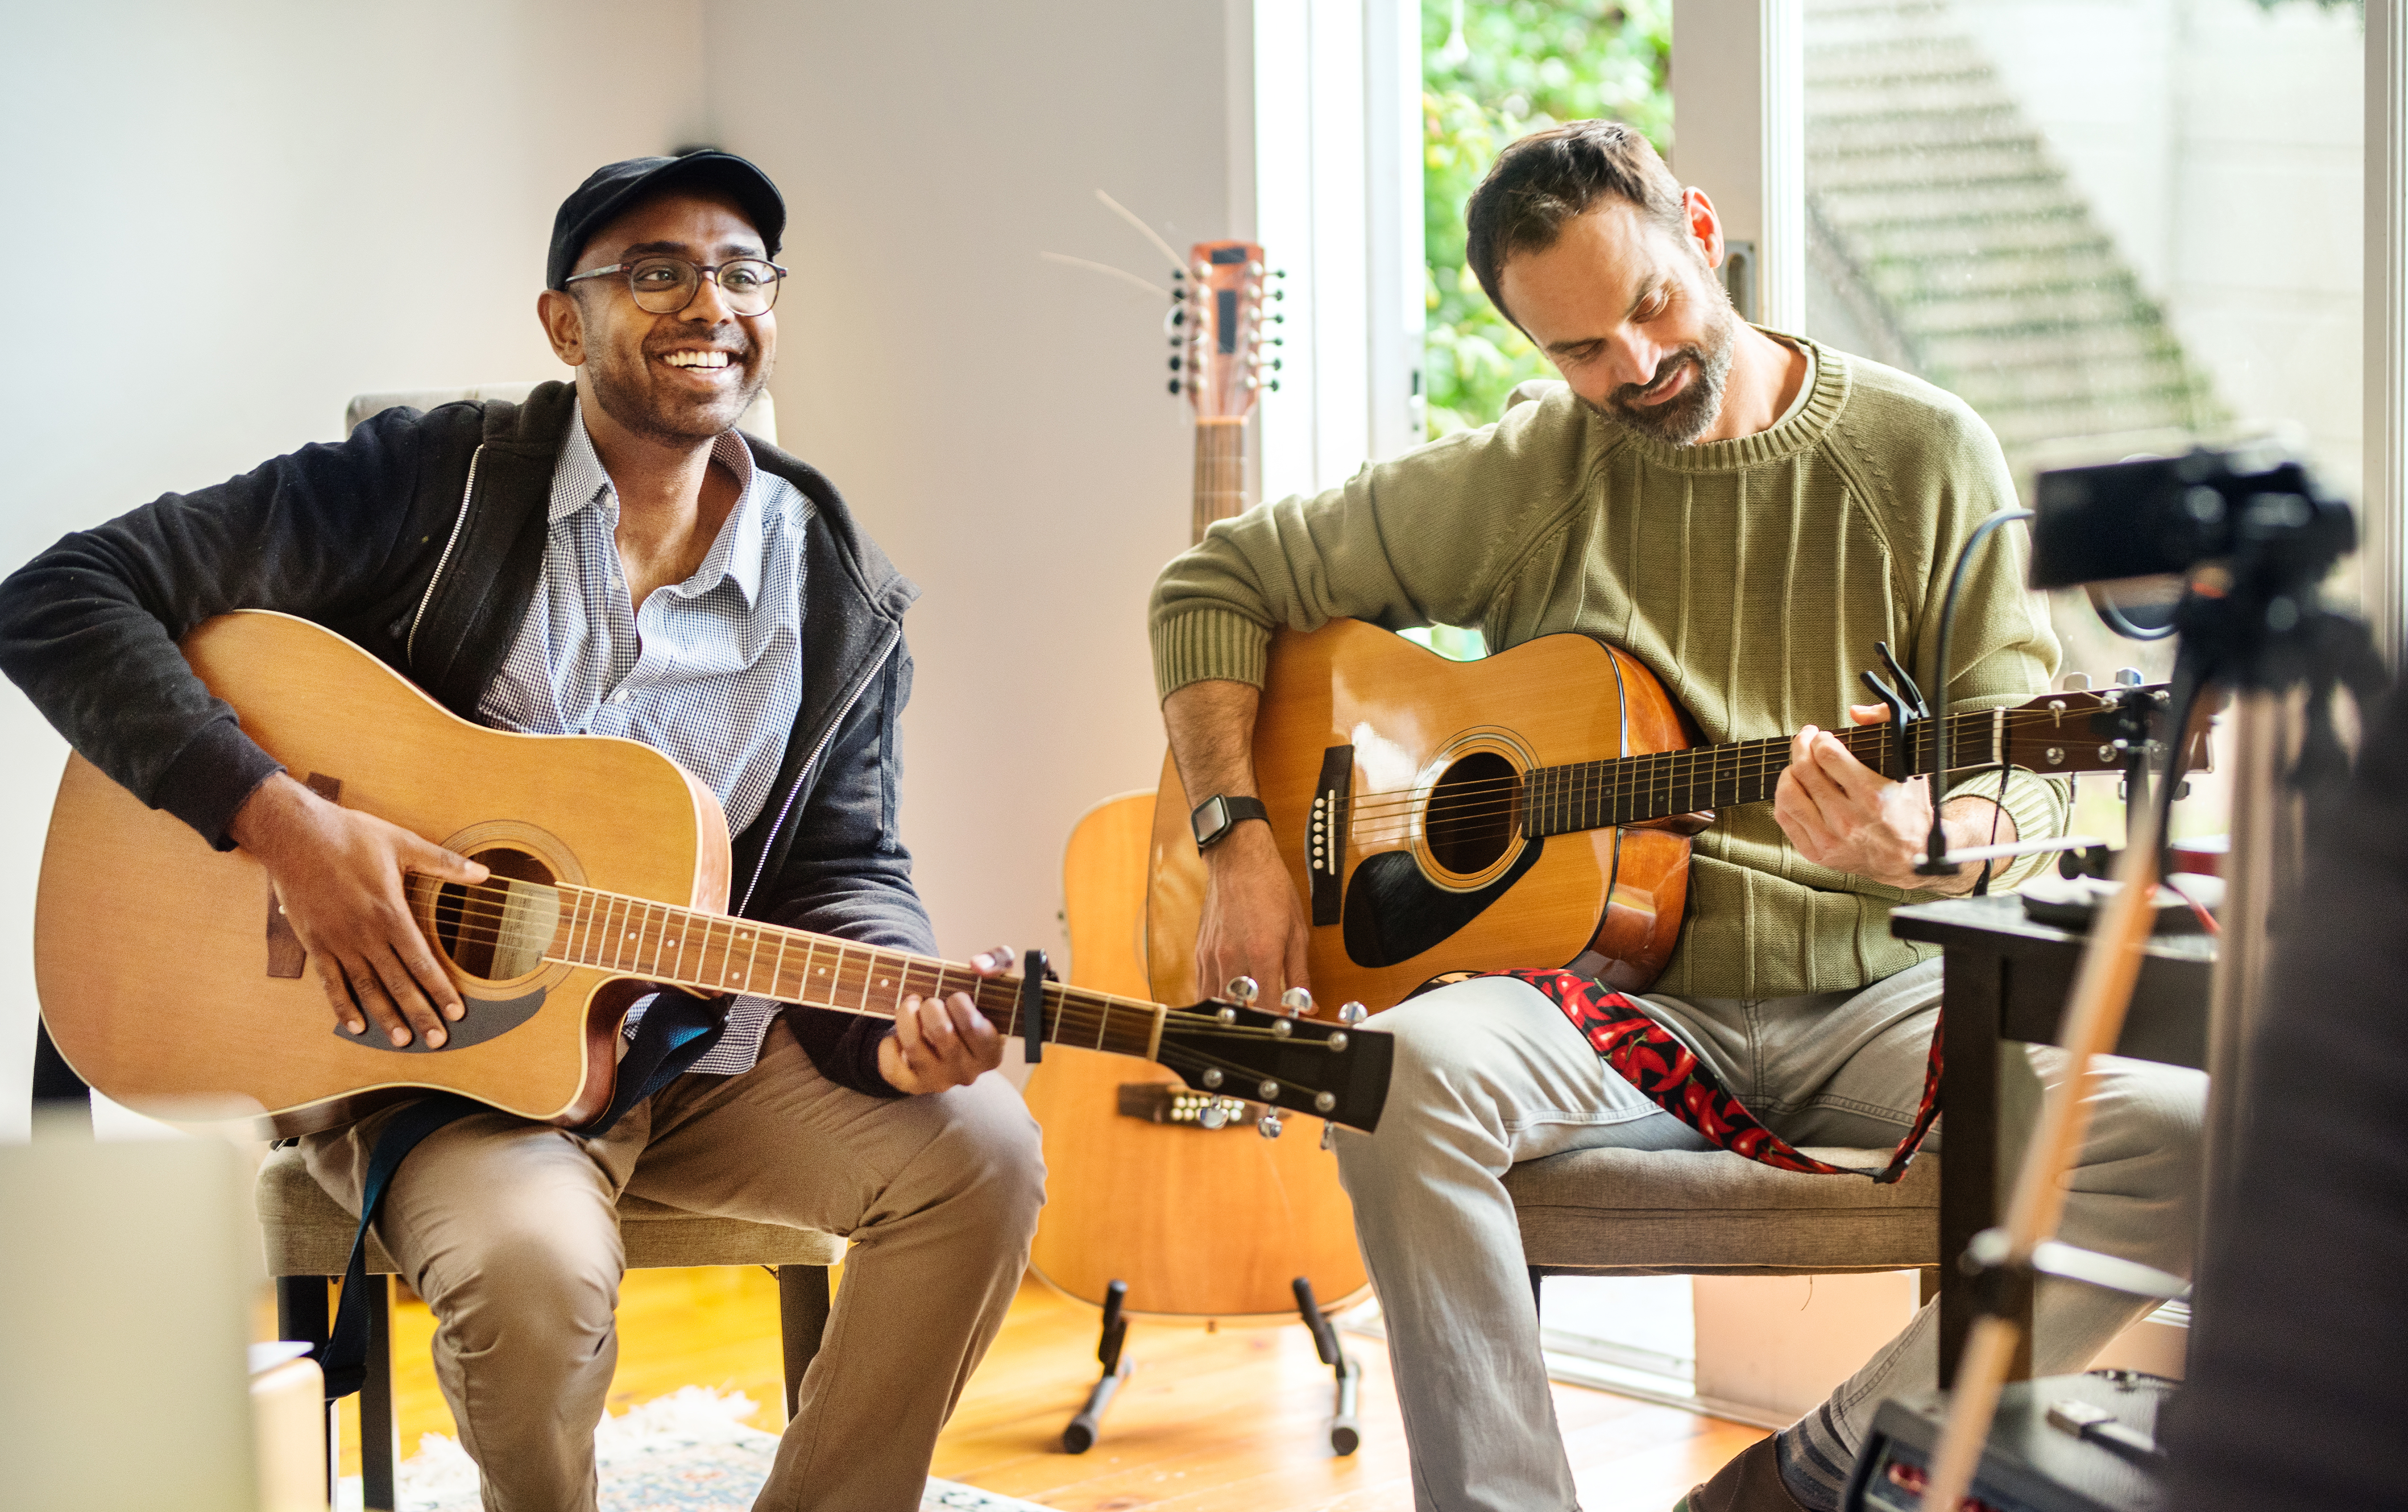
left=1031, top=238, right=1365, bottom=1456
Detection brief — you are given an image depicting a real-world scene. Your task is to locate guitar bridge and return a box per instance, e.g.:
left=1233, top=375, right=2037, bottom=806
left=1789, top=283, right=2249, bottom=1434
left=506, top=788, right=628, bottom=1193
left=1310, top=745, right=1354, bottom=926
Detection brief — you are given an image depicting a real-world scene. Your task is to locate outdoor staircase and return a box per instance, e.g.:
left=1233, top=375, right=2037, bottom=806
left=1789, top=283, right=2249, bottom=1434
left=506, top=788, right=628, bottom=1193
left=1803, top=0, right=2223, bottom=471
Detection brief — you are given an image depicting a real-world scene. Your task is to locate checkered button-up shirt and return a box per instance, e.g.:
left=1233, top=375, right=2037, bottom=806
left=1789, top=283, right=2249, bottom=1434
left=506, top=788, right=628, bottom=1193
left=478, top=403, right=808, bottom=1075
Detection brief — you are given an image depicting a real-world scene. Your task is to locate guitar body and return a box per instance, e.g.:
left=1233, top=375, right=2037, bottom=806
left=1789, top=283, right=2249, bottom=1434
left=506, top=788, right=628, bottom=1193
left=1148, top=620, right=1694, bottom=1013
left=35, top=611, right=730, bottom=1135
left=1026, top=792, right=1367, bottom=1317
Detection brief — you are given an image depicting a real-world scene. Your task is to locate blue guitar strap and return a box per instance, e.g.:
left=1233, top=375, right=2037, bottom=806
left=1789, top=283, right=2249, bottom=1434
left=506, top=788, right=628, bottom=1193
left=318, top=990, right=728, bottom=1401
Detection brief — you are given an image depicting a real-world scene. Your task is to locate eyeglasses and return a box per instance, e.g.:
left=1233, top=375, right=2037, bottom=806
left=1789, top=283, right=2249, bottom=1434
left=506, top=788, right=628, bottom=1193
left=564, top=255, right=788, bottom=317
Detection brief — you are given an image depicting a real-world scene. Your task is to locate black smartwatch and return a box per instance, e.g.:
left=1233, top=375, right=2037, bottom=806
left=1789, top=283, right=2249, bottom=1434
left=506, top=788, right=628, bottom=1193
left=1190, top=794, right=1270, bottom=851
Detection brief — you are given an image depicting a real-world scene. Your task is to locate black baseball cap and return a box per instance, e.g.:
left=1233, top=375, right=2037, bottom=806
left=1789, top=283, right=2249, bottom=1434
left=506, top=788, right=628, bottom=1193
left=546, top=150, right=786, bottom=291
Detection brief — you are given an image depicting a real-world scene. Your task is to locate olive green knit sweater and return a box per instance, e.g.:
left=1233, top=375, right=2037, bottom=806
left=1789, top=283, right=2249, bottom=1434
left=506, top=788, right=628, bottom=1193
left=1148, top=337, right=2067, bottom=999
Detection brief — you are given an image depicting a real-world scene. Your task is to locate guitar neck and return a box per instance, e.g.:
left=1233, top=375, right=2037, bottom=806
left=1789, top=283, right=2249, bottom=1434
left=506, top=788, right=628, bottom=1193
left=1192, top=419, right=1247, bottom=543
left=519, top=888, right=1165, bottom=1060
left=1522, top=707, right=2009, bottom=837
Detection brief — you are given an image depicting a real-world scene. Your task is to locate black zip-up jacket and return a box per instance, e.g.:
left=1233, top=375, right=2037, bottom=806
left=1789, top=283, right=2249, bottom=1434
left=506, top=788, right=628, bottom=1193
left=0, top=380, right=929, bottom=1095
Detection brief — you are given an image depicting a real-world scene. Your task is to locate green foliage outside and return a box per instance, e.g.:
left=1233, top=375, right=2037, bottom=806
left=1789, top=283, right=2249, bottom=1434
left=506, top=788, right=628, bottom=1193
left=1421, top=0, right=1672, bottom=439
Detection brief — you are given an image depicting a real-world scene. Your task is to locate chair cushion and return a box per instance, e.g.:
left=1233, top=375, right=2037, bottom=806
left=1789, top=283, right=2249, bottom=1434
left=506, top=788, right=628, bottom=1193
left=1505, top=1145, right=1939, bottom=1276
left=255, top=1144, right=843, bottom=1277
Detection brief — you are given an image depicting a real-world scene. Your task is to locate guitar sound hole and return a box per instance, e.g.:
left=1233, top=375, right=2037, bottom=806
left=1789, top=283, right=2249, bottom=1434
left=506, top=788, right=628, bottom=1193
left=435, top=847, right=560, bottom=983
left=1425, top=752, right=1519, bottom=876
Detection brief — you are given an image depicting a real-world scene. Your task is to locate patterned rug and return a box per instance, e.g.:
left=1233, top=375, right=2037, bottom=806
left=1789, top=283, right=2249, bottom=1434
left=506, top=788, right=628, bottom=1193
left=336, top=1386, right=1056, bottom=1512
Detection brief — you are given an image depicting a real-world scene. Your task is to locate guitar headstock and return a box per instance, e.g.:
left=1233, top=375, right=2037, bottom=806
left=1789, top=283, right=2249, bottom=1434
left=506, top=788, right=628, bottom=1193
left=1997, top=685, right=2216, bottom=777
left=1173, top=240, right=1281, bottom=422
left=1155, top=999, right=1393, bottom=1132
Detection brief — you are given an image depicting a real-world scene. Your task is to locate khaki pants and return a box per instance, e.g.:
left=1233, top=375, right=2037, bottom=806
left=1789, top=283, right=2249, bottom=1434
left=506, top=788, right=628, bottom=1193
left=303, top=1024, right=1045, bottom=1512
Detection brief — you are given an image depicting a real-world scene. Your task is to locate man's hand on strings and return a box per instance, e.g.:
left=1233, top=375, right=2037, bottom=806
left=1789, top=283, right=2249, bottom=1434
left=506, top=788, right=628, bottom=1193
left=229, top=771, right=489, bottom=1048
left=1773, top=704, right=2010, bottom=894
left=880, top=944, right=1011, bottom=1094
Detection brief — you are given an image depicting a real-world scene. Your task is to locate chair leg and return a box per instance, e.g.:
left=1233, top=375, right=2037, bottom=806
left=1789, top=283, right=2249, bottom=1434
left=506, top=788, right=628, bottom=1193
left=275, top=1277, right=337, bottom=1508
left=361, top=1274, right=398, bottom=1512
left=1529, top=1266, right=1544, bottom=1322
left=777, top=1264, right=833, bottom=1422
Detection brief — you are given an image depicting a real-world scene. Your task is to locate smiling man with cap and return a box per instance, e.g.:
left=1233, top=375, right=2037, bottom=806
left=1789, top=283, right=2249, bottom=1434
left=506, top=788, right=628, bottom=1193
left=0, top=150, right=1043, bottom=1512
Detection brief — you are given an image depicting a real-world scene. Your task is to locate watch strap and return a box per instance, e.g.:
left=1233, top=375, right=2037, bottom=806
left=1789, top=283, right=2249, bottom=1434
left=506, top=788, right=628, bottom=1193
left=1191, top=794, right=1270, bottom=849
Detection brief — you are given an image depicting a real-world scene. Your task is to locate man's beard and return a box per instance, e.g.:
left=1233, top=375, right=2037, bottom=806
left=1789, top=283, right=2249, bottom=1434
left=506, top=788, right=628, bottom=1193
left=1584, top=302, right=1739, bottom=445
left=586, top=333, right=767, bottom=445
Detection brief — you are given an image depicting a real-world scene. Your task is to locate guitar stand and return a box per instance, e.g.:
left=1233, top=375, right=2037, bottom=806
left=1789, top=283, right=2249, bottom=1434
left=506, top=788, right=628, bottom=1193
left=1293, top=1276, right=1363, bottom=1455
left=1061, top=1279, right=1132, bottom=1454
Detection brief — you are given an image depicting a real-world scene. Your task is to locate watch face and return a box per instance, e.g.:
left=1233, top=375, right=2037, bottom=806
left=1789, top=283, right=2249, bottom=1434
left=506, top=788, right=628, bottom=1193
left=1193, top=795, right=1230, bottom=843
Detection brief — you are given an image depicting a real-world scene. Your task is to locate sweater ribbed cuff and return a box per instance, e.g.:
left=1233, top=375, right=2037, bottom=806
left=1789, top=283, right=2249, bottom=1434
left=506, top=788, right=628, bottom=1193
left=1945, top=767, right=2069, bottom=889
left=1151, top=608, right=1271, bottom=700
left=151, top=717, right=288, bottom=853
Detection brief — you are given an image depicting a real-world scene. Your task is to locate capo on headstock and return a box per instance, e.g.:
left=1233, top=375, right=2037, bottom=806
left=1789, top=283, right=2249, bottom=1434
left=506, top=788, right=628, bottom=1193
left=1857, top=640, right=1931, bottom=781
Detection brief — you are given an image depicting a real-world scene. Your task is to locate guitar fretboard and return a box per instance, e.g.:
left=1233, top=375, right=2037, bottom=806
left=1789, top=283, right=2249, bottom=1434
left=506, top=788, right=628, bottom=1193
left=474, top=884, right=1165, bottom=1061
left=1192, top=419, right=1247, bottom=542
left=1519, top=707, right=2003, bottom=837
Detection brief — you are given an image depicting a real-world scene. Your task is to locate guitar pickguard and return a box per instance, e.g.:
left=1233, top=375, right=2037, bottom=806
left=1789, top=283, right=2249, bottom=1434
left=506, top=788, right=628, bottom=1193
left=1340, top=839, right=1546, bottom=969
left=331, top=985, right=549, bottom=1053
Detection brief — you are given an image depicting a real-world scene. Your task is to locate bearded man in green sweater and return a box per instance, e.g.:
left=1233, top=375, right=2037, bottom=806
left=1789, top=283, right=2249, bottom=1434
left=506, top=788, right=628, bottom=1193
left=1147, top=121, right=2205, bottom=1512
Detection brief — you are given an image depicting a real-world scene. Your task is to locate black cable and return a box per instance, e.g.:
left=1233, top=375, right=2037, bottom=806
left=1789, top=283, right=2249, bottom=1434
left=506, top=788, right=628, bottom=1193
left=1921, top=508, right=2038, bottom=875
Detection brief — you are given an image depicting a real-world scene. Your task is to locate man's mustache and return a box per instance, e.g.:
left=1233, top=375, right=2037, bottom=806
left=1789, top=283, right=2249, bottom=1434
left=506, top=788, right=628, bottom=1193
left=1611, top=350, right=1704, bottom=409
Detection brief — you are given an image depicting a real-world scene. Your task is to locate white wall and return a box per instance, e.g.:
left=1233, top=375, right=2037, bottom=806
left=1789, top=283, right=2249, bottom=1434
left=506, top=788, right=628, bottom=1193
left=0, top=0, right=706, bottom=1136
left=702, top=0, right=1243, bottom=977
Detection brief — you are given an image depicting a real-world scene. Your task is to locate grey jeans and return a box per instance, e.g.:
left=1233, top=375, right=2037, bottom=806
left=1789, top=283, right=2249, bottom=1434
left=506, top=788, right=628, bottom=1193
left=1330, top=964, right=2207, bottom=1512
left=303, top=1026, right=1046, bottom=1512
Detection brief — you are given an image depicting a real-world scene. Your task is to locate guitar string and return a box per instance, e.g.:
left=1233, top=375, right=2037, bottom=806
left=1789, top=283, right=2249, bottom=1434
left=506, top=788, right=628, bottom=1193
left=1317, top=707, right=2121, bottom=831
left=406, top=880, right=1327, bottom=1050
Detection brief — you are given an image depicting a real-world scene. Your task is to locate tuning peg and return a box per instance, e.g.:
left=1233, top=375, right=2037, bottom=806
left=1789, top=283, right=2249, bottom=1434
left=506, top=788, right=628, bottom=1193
left=1271, top=287, right=1285, bottom=301
left=1280, top=986, right=1314, bottom=1015
left=1273, top=268, right=1288, bottom=278
left=1200, top=1068, right=1224, bottom=1088
left=1244, top=375, right=1260, bottom=389
left=2115, top=668, right=2143, bottom=687
left=1192, top=261, right=1211, bottom=279
left=1269, top=357, right=1283, bottom=371
left=1270, top=311, right=1285, bottom=324
left=1246, top=260, right=1265, bottom=276
left=1314, top=1091, right=1336, bottom=1113
left=1257, top=1079, right=1281, bottom=1100
left=1338, top=1001, right=1367, bottom=1024
left=2061, top=672, right=2092, bottom=692
left=1258, top=1110, right=1285, bottom=1139
left=1199, top=1102, right=1229, bottom=1130
left=1225, top=976, right=1258, bottom=1006
left=1167, top=380, right=1180, bottom=396
left=1267, top=380, right=1280, bottom=392
left=1173, top=267, right=1186, bottom=280
left=1168, top=356, right=1182, bottom=372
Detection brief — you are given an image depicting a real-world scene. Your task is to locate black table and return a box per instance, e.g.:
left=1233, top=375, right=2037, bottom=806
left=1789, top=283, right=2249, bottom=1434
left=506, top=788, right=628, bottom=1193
left=1889, top=894, right=2213, bottom=1385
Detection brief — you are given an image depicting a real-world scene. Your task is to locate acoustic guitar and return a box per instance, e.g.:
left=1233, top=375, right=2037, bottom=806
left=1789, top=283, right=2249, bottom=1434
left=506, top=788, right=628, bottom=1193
left=1022, top=241, right=1370, bottom=1320
left=1147, top=619, right=2209, bottom=1013
left=32, top=611, right=1392, bottom=1140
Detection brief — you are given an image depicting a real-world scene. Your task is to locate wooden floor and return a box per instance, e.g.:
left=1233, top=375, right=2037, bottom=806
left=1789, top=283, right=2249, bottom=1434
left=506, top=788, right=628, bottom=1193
left=338, top=1266, right=1762, bottom=1511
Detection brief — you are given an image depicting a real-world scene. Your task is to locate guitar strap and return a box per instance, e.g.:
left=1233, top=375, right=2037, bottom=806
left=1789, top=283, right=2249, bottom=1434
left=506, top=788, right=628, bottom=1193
left=317, top=990, right=729, bottom=1401
left=1450, top=970, right=1941, bottom=1185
